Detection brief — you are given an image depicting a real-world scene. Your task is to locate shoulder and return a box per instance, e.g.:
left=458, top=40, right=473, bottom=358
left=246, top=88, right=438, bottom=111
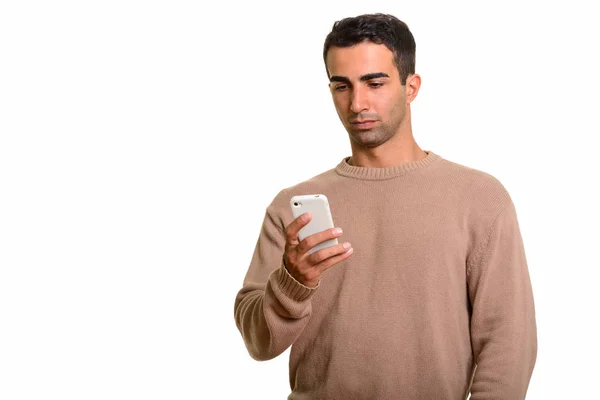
left=264, top=167, right=339, bottom=223
left=275, top=167, right=339, bottom=201
left=440, top=156, right=512, bottom=207
left=435, top=156, right=516, bottom=239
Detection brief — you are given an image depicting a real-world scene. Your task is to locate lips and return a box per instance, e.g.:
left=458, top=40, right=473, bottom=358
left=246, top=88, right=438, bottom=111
left=351, top=120, right=378, bottom=129
left=351, top=120, right=377, bottom=124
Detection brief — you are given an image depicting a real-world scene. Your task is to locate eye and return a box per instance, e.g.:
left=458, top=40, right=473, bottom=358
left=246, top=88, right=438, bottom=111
left=369, top=82, right=384, bottom=88
left=334, top=85, right=348, bottom=92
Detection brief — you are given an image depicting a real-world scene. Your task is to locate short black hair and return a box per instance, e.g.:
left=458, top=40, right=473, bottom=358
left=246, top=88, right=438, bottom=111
left=323, top=13, right=416, bottom=85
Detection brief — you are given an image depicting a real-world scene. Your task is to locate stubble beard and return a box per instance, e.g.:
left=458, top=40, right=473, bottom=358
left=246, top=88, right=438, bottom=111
left=348, top=107, right=405, bottom=149
left=349, top=124, right=394, bottom=148
left=346, top=93, right=407, bottom=149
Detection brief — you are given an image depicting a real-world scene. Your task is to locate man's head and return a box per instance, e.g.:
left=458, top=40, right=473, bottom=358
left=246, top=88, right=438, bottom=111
left=323, top=13, right=416, bottom=85
left=323, top=14, right=420, bottom=149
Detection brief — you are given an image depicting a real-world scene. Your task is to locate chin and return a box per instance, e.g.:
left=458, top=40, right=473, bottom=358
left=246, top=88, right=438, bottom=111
left=350, top=130, right=393, bottom=148
left=350, top=136, right=385, bottom=149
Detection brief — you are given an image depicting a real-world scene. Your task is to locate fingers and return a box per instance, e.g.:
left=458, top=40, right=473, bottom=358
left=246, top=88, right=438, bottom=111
left=283, top=214, right=352, bottom=287
left=312, top=242, right=353, bottom=275
left=307, top=241, right=351, bottom=264
left=285, top=212, right=311, bottom=246
left=284, top=237, right=353, bottom=288
left=296, top=242, right=353, bottom=287
left=296, top=227, right=343, bottom=255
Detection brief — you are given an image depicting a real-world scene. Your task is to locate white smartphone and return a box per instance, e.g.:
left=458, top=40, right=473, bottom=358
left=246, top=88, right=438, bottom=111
left=290, top=194, right=338, bottom=255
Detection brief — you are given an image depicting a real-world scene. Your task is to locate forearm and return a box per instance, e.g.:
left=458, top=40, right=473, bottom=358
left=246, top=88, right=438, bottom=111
left=468, top=201, right=538, bottom=399
left=234, top=263, right=317, bottom=361
left=468, top=304, right=537, bottom=399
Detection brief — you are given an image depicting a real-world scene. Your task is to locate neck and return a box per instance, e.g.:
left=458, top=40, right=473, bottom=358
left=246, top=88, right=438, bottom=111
left=348, top=136, right=427, bottom=168
left=348, top=107, right=427, bottom=168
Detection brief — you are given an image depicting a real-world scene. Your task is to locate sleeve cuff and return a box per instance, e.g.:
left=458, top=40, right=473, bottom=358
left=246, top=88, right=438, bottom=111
left=272, top=261, right=319, bottom=302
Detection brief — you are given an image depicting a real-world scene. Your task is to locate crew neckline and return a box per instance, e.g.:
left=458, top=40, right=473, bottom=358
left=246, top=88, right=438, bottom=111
left=335, top=150, right=442, bottom=180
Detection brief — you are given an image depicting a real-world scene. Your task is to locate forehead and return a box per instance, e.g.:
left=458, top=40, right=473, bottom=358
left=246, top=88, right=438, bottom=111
left=326, top=41, right=396, bottom=79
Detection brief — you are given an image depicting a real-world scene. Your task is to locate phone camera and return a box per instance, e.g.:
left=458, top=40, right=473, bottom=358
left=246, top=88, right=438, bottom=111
left=293, top=202, right=299, bottom=207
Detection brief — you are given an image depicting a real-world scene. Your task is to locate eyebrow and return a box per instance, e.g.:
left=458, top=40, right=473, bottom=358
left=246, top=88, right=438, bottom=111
left=329, top=72, right=390, bottom=84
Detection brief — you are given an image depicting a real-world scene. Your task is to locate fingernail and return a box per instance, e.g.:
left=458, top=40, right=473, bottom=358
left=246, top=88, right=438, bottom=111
left=334, top=228, right=343, bottom=234
left=303, top=213, right=310, bottom=221
left=343, top=242, right=351, bottom=249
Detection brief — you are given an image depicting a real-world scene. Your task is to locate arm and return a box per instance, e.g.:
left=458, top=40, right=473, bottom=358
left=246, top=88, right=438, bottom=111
left=467, top=200, right=538, bottom=399
left=234, top=202, right=318, bottom=361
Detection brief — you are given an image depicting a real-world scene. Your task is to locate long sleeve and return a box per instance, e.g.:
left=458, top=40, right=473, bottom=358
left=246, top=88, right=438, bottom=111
left=467, top=200, right=538, bottom=399
left=234, top=199, right=318, bottom=361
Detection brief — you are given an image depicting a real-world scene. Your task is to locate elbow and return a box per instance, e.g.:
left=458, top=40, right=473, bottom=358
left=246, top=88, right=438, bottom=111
left=240, top=324, right=284, bottom=361
left=234, top=292, right=280, bottom=361
left=248, top=345, right=278, bottom=362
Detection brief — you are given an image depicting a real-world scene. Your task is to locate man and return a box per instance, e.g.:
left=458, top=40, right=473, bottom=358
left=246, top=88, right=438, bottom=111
left=234, top=13, right=537, bottom=400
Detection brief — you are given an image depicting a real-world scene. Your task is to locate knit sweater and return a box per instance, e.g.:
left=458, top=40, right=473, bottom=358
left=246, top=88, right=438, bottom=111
left=234, top=150, right=537, bottom=400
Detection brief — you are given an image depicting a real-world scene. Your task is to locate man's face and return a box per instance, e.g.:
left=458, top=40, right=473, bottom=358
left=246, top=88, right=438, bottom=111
left=326, top=41, right=409, bottom=149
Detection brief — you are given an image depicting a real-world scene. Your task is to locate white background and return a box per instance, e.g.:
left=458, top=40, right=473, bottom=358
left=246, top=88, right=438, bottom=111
left=1, top=0, right=598, bottom=399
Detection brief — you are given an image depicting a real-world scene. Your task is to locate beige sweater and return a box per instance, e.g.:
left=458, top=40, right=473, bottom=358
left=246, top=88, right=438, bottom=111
left=234, top=150, right=537, bottom=399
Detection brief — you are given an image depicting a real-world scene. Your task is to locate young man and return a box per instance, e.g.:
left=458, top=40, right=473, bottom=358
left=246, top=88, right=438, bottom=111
left=234, top=13, right=537, bottom=400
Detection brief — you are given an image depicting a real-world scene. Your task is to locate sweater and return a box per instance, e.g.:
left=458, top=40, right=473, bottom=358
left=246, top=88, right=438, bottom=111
left=234, top=150, right=537, bottom=399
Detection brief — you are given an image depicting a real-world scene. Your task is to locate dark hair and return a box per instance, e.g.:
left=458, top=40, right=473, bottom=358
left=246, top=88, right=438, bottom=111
left=323, top=13, right=416, bottom=85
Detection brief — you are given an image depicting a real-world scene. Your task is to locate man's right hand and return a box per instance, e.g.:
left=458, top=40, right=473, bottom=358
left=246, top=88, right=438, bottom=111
left=283, top=212, right=353, bottom=288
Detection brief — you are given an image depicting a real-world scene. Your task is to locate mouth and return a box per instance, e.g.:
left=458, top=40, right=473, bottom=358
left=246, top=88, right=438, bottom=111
left=351, top=120, right=378, bottom=129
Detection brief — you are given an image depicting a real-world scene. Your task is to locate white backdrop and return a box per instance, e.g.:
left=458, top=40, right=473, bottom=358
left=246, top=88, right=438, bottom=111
left=1, top=0, right=599, bottom=399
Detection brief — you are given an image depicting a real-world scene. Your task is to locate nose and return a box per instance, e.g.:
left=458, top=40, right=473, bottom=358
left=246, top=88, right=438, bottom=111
left=350, top=87, right=369, bottom=114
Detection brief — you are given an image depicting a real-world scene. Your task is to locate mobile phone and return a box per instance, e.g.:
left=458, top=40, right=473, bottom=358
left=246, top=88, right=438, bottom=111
left=290, top=194, right=338, bottom=255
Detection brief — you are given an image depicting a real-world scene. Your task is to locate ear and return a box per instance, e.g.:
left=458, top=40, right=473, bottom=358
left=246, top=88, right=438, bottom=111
left=405, top=74, right=421, bottom=103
